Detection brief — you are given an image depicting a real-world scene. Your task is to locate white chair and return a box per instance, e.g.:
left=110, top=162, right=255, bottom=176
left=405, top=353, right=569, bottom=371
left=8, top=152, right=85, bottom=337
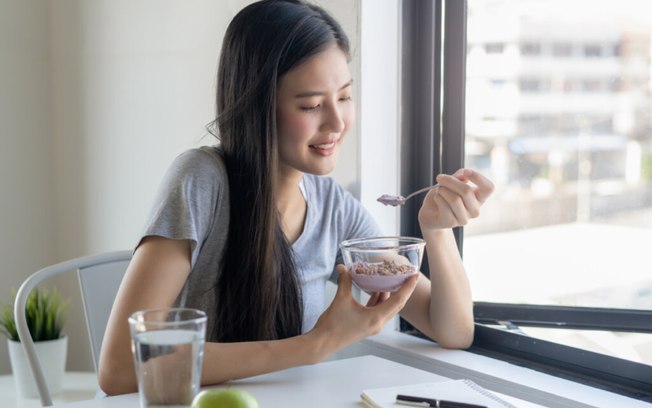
left=13, top=250, right=132, bottom=407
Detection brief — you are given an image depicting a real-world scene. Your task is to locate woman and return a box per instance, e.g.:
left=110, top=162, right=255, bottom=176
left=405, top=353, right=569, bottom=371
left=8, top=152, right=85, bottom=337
left=98, top=0, right=494, bottom=395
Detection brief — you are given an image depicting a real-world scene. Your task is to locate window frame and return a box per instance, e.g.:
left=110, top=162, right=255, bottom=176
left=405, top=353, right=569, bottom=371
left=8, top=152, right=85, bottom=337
left=399, top=0, right=652, bottom=400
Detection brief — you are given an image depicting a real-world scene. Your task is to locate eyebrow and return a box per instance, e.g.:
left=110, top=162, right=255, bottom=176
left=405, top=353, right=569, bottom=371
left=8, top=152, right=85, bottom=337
left=294, top=79, right=354, bottom=98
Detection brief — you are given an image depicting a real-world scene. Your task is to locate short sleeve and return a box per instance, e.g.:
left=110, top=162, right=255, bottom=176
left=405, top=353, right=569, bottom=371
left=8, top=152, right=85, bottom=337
left=139, top=147, right=227, bottom=268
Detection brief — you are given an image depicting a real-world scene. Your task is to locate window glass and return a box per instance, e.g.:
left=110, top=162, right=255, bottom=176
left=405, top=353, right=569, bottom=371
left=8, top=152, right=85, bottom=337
left=464, top=0, right=652, bottom=364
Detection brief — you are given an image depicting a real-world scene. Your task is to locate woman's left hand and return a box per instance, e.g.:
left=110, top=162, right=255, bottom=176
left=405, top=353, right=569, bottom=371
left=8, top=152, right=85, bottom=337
left=418, top=168, right=494, bottom=231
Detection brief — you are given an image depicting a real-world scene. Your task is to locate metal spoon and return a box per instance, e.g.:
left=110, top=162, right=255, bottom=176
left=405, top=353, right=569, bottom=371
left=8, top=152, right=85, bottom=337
left=377, top=184, right=439, bottom=206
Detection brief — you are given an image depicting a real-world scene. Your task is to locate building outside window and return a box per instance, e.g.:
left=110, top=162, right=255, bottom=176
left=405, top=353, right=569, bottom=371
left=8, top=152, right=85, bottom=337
left=464, top=0, right=652, bottom=369
left=401, top=0, right=652, bottom=399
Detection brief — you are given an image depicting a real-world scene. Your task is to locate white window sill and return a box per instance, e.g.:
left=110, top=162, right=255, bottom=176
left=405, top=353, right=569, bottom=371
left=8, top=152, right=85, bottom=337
left=332, top=329, right=652, bottom=408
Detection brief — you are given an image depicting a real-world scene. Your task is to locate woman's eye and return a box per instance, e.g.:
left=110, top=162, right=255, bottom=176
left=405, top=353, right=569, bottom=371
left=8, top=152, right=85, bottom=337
left=300, top=105, right=321, bottom=112
left=299, top=96, right=350, bottom=112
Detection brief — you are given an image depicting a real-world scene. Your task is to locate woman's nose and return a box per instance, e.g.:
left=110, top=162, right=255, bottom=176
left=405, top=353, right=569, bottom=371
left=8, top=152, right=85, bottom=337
left=321, top=103, right=345, bottom=133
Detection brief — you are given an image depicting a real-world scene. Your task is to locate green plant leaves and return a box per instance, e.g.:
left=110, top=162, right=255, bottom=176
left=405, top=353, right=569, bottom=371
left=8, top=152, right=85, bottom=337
left=0, top=303, right=18, bottom=341
left=0, top=287, right=70, bottom=342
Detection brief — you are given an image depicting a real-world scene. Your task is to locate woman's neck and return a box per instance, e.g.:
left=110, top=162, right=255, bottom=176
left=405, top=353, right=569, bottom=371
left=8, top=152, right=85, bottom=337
left=276, top=170, right=307, bottom=244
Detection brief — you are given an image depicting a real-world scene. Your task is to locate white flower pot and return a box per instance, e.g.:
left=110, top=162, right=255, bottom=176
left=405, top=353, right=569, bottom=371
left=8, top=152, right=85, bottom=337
left=7, top=336, right=68, bottom=398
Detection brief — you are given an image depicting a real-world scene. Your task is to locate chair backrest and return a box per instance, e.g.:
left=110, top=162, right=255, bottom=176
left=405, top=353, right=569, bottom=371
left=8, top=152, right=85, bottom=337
left=77, top=255, right=132, bottom=373
left=14, top=250, right=132, bottom=407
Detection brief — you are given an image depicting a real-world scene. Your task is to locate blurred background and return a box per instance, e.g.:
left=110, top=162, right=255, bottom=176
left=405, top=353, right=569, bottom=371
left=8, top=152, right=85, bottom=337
left=462, top=0, right=652, bottom=364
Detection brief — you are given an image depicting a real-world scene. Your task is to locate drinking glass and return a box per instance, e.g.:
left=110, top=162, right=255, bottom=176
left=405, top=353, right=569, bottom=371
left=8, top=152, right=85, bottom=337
left=129, top=308, right=207, bottom=408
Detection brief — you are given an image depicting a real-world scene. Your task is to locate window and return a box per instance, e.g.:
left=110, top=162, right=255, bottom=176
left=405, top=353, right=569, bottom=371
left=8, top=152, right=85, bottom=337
left=484, top=42, right=504, bottom=54
left=583, top=43, right=603, bottom=58
left=518, top=77, right=549, bottom=93
left=400, top=0, right=652, bottom=400
left=552, top=42, right=573, bottom=57
left=580, top=78, right=602, bottom=92
left=520, top=42, right=541, bottom=56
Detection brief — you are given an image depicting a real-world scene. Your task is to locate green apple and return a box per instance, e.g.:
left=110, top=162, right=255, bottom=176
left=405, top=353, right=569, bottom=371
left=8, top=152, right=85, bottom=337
left=191, top=389, right=260, bottom=408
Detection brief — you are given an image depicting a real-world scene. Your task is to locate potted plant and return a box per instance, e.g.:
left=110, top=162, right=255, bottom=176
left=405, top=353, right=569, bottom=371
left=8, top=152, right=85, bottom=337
left=1, top=287, right=70, bottom=398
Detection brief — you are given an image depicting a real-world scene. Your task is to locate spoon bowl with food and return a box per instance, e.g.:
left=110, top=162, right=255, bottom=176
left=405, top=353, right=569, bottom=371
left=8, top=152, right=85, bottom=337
left=376, top=184, right=439, bottom=207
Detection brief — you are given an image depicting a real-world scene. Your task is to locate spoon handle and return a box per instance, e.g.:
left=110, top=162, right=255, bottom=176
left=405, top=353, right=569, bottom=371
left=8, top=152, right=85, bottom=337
left=404, top=184, right=439, bottom=201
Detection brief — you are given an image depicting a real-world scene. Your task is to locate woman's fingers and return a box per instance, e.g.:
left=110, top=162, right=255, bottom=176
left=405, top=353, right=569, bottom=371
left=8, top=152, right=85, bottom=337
left=458, top=168, right=495, bottom=204
left=378, top=292, right=390, bottom=303
left=435, top=188, right=471, bottom=226
left=366, top=291, right=390, bottom=307
left=437, top=173, right=479, bottom=213
left=371, top=274, right=419, bottom=316
left=366, top=292, right=381, bottom=307
left=434, top=177, right=478, bottom=224
left=434, top=168, right=494, bottom=223
left=335, top=264, right=352, bottom=299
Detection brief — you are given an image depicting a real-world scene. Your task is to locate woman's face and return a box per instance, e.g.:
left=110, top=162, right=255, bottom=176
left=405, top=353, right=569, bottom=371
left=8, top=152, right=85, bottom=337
left=276, top=44, right=354, bottom=177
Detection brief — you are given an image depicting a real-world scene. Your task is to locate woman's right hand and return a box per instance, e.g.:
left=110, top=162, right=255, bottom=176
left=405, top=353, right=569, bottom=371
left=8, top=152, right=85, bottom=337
left=310, top=264, right=419, bottom=354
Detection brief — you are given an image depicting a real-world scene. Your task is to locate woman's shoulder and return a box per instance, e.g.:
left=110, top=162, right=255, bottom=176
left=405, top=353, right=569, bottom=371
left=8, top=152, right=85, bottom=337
left=166, top=145, right=226, bottom=179
left=174, top=145, right=225, bottom=171
left=161, top=145, right=228, bottom=191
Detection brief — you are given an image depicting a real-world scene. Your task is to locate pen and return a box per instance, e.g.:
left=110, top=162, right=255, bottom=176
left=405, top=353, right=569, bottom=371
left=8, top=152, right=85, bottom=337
left=396, top=394, right=488, bottom=408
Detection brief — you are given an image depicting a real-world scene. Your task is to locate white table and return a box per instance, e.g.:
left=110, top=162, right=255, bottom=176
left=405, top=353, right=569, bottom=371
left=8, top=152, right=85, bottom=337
left=3, top=331, right=650, bottom=407
left=0, top=372, right=98, bottom=408
left=32, top=355, right=543, bottom=408
left=30, top=355, right=533, bottom=408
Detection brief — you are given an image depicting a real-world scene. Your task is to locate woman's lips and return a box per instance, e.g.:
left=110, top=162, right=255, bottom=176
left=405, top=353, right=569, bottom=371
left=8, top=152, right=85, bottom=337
left=309, top=140, right=339, bottom=156
left=311, top=142, right=336, bottom=149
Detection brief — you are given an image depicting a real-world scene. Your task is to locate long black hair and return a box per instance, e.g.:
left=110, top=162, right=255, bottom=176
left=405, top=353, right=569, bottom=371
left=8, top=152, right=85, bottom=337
left=211, top=0, right=351, bottom=342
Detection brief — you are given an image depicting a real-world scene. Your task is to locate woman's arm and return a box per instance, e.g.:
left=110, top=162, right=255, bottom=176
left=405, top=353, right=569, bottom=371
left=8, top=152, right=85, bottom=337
left=399, top=169, right=494, bottom=349
left=98, top=236, right=192, bottom=395
left=200, top=267, right=418, bottom=384
left=99, top=237, right=419, bottom=395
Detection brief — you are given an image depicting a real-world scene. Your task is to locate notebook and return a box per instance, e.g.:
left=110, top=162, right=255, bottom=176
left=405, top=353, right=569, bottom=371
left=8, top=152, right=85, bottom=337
left=361, top=379, right=518, bottom=408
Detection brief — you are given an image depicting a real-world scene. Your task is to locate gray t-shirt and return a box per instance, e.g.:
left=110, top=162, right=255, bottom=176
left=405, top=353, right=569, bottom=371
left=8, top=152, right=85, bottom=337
left=140, top=146, right=382, bottom=339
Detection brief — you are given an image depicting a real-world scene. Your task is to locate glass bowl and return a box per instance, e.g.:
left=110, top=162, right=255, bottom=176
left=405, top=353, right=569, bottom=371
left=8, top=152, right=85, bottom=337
left=339, top=237, right=425, bottom=293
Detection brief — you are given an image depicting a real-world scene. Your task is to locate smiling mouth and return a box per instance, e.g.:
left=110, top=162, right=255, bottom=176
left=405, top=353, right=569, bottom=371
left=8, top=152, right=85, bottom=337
left=310, top=142, right=336, bottom=150
left=310, top=138, right=340, bottom=150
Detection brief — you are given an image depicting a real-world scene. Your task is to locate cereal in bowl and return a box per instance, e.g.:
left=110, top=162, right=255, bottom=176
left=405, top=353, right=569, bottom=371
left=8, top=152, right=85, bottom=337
left=350, top=260, right=416, bottom=276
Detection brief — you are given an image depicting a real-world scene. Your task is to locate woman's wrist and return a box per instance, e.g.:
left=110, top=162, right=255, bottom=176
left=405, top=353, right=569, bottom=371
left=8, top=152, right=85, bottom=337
left=420, top=228, right=461, bottom=271
left=302, top=327, right=341, bottom=364
left=420, top=226, right=453, bottom=243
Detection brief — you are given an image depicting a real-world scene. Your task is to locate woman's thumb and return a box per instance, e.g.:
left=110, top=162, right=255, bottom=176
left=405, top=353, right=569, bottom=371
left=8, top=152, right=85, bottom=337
left=335, top=264, right=352, bottom=298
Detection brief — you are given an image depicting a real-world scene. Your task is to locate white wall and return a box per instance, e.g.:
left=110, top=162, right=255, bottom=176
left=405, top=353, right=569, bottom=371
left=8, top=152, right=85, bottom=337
left=48, top=0, right=243, bottom=260
left=359, top=0, right=400, bottom=235
left=0, top=0, right=57, bottom=376
left=0, top=0, right=377, bottom=374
